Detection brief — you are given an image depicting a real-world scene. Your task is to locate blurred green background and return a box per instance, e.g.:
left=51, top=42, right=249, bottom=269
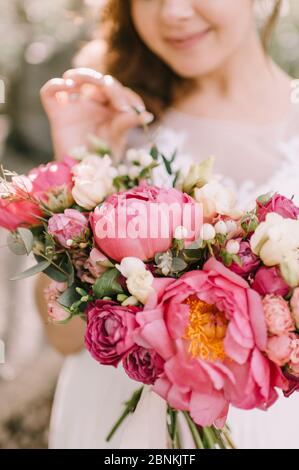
left=0, top=0, right=298, bottom=449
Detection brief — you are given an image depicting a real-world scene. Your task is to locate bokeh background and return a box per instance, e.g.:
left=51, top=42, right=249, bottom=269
left=0, top=0, right=299, bottom=449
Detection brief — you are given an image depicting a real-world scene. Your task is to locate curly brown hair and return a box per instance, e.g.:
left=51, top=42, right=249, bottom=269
left=100, top=0, right=282, bottom=118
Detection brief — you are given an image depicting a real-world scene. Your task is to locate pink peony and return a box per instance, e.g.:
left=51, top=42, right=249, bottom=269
left=90, top=183, right=201, bottom=262
left=135, top=258, right=284, bottom=427
left=123, top=345, right=164, bottom=385
left=44, top=281, right=70, bottom=322
left=85, top=300, right=139, bottom=366
left=291, top=288, right=299, bottom=328
left=229, top=239, right=260, bottom=278
left=48, top=209, right=89, bottom=249
left=257, top=193, right=299, bottom=222
left=266, top=335, right=292, bottom=366
left=263, top=295, right=295, bottom=336
left=0, top=197, right=42, bottom=231
left=252, top=266, right=290, bottom=297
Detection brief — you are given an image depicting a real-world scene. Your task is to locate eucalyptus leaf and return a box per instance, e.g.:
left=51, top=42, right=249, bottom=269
left=17, top=228, right=34, bottom=254
left=172, top=257, right=188, bottom=273
left=10, top=260, right=51, bottom=281
left=58, top=285, right=80, bottom=308
left=7, top=232, right=28, bottom=256
left=150, top=145, right=159, bottom=161
left=43, top=264, right=68, bottom=283
left=93, top=268, right=124, bottom=299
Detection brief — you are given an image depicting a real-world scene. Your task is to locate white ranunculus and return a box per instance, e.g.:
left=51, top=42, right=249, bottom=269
left=72, top=154, right=117, bottom=210
left=126, top=270, right=154, bottom=305
left=116, top=257, right=147, bottom=278
left=193, top=180, right=241, bottom=220
left=250, top=213, right=299, bottom=267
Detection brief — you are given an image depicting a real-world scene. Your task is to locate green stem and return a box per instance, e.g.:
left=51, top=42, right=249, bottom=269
left=182, top=412, right=205, bottom=449
left=106, top=387, right=143, bottom=442
left=202, top=427, right=217, bottom=449
left=223, top=426, right=236, bottom=449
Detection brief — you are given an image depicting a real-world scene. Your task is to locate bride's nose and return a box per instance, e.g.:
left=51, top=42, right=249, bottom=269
left=160, top=0, right=195, bottom=23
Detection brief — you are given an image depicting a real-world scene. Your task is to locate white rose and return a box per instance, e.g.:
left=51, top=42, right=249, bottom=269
left=116, top=257, right=147, bottom=278
left=194, top=180, right=241, bottom=220
left=126, top=270, right=154, bottom=305
left=72, top=155, right=117, bottom=210
left=250, top=213, right=299, bottom=266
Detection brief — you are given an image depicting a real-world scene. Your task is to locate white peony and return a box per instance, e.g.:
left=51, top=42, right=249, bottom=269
left=194, top=180, right=241, bottom=220
left=72, top=154, right=117, bottom=210
left=126, top=270, right=154, bottom=305
left=280, top=249, right=299, bottom=288
left=250, top=213, right=299, bottom=267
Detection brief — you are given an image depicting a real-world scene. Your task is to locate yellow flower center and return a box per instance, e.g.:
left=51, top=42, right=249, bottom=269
left=184, top=295, right=228, bottom=362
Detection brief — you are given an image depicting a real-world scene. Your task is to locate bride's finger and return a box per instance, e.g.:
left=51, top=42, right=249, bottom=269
left=63, top=68, right=142, bottom=112
left=40, top=78, right=76, bottom=102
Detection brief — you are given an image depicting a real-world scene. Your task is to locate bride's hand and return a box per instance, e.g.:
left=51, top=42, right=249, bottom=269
left=40, top=68, right=154, bottom=160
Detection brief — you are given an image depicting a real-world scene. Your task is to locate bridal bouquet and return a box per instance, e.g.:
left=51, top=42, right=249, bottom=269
left=1, top=136, right=299, bottom=449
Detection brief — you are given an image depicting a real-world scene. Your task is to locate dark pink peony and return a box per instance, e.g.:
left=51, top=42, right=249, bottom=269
left=229, top=239, right=260, bottom=278
left=123, top=345, right=164, bottom=385
left=257, top=194, right=299, bottom=222
left=85, top=300, right=139, bottom=366
left=252, top=266, right=290, bottom=297
left=134, top=258, right=286, bottom=427
left=48, top=209, right=89, bottom=249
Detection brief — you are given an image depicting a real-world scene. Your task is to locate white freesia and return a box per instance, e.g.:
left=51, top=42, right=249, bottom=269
left=126, top=270, right=154, bottom=305
left=250, top=213, right=299, bottom=266
left=116, top=257, right=147, bottom=278
left=194, top=180, right=241, bottom=220
left=72, top=154, right=117, bottom=210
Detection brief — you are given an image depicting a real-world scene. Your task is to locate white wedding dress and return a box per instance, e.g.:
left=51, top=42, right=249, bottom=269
left=49, top=103, right=299, bottom=449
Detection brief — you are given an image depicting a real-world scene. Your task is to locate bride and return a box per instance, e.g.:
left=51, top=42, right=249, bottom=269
left=38, top=0, right=299, bottom=449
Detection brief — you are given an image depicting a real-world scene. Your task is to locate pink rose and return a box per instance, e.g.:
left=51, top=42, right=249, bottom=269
left=290, top=336, right=299, bottom=365
left=90, top=183, right=201, bottom=262
left=79, top=248, right=111, bottom=284
left=252, top=266, right=290, bottom=297
left=85, top=300, right=139, bottom=366
left=257, top=193, right=299, bottom=222
left=291, top=288, right=299, bottom=328
left=123, top=346, right=164, bottom=385
left=263, top=295, right=295, bottom=336
left=229, top=239, right=260, bottom=278
left=266, top=335, right=292, bottom=366
left=44, top=281, right=70, bottom=322
left=135, top=258, right=284, bottom=427
left=0, top=197, right=42, bottom=231
left=48, top=209, right=89, bottom=249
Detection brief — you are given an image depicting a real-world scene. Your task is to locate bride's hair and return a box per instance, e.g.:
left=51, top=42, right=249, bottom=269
left=84, top=0, right=282, bottom=117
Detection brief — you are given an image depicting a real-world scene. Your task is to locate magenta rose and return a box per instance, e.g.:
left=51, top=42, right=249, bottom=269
left=123, top=346, right=164, bottom=385
left=90, top=182, right=201, bottom=262
left=48, top=209, right=89, bottom=248
left=85, top=300, right=139, bottom=366
left=229, top=239, right=260, bottom=278
left=134, top=258, right=286, bottom=428
left=252, top=266, right=290, bottom=296
left=257, top=193, right=299, bottom=222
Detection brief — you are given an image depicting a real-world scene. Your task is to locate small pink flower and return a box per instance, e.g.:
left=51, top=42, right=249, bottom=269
left=266, top=335, right=292, bottom=366
left=257, top=193, right=299, bottom=222
left=263, top=295, right=295, bottom=336
left=85, top=300, right=140, bottom=366
left=291, top=288, right=299, bottom=328
left=44, top=281, right=70, bottom=322
left=229, top=239, right=260, bottom=278
left=252, top=266, right=290, bottom=297
left=29, top=159, right=74, bottom=198
left=48, top=209, right=89, bottom=249
left=123, top=346, right=164, bottom=385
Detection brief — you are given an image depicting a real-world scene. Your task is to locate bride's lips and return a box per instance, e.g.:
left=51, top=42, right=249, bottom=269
left=164, top=27, right=212, bottom=50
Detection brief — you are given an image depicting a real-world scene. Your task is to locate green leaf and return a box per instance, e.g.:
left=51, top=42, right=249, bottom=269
left=171, top=257, right=188, bottom=273
left=150, top=145, right=159, bottom=161
left=17, top=228, right=34, bottom=254
left=93, top=268, right=124, bottom=299
left=161, top=154, right=172, bottom=175
left=10, top=260, right=51, bottom=281
left=58, top=285, right=80, bottom=308
left=257, top=191, right=273, bottom=206
left=43, top=264, right=68, bottom=283
left=7, top=232, right=28, bottom=256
